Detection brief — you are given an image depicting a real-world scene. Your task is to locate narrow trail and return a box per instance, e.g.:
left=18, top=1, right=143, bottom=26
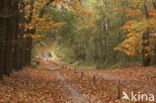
left=2, top=58, right=156, bottom=102
left=40, top=58, right=156, bottom=102
left=56, top=72, right=87, bottom=103
left=48, top=58, right=156, bottom=94
left=43, top=59, right=87, bottom=103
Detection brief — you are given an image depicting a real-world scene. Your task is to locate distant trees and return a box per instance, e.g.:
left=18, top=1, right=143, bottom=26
left=0, top=0, right=155, bottom=77
left=50, top=0, right=156, bottom=68
left=52, top=0, right=133, bottom=68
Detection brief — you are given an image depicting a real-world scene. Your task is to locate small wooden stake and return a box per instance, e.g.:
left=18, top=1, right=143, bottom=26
left=81, top=72, right=84, bottom=79
left=74, top=68, right=77, bottom=74
left=116, top=85, right=120, bottom=99
left=93, top=75, right=96, bottom=85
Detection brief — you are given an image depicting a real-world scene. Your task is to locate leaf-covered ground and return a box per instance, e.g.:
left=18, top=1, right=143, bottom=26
left=0, top=59, right=156, bottom=103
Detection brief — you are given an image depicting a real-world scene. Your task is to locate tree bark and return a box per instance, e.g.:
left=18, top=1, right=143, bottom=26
left=150, top=0, right=156, bottom=66
left=24, top=37, right=33, bottom=66
left=142, top=0, right=151, bottom=67
left=3, top=0, right=18, bottom=75
left=150, top=39, right=156, bottom=66
left=13, top=1, right=25, bottom=70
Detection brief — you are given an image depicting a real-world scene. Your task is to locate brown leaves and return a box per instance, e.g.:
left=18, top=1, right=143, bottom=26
left=0, top=59, right=156, bottom=103
left=0, top=68, right=71, bottom=103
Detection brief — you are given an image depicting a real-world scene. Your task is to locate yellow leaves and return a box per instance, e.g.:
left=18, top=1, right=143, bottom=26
left=116, top=1, right=156, bottom=57
left=52, top=22, right=65, bottom=28
left=23, top=34, right=42, bottom=39
left=115, top=30, right=153, bottom=56
left=120, top=20, right=136, bottom=30
left=121, top=19, right=150, bottom=33
left=31, top=35, right=41, bottom=39
left=115, top=31, right=143, bottom=56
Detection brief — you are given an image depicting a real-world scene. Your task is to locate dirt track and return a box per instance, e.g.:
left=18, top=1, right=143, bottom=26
left=0, top=59, right=156, bottom=103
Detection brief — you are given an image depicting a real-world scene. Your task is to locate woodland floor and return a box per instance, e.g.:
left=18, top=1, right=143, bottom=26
left=0, top=59, right=156, bottom=103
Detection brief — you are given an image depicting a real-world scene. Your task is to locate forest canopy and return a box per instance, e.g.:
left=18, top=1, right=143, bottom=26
left=0, top=0, right=156, bottom=76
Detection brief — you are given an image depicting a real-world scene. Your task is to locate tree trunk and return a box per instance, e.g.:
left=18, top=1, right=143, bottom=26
left=13, top=4, right=25, bottom=70
left=24, top=37, right=33, bottom=66
left=142, top=0, right=151, bottom=67
left=0, top=0, right=6, bottom=77
left=3, top=0, right=18, bottom=75
left=150, top=39, right=156, bottom=66
left=150, top=0, right=156, bottom=66
left=142, top=29, right=151, bottom=66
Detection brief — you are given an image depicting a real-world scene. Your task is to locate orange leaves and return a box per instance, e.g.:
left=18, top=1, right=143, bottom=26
left=125, top=8, right=143, bottom=17
left=149, top=9, right=156, bottom=17
left=114, top=35, right=142, bottom=56
left=120, top=20, right=136, bottom=30
left=24, top=0, right=66, bottom=40
left=74, top=9, right=94, bottom=27
left=114, top=7, right=120, bottom=12
left=116, top=6, right=155, bottom=56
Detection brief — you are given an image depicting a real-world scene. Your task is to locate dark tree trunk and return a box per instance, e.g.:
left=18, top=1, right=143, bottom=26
left=150, top=39, right=156, bottom=66
left=0, top=0, right=20, bottom=75
left=24, top=37, right=33, bottom=66
left=13, top=4, right=25, bottom=70
left=142, top=30, right=151, bottom=67
left=142, top=0, right=151, bottom=67
left=3, top=0, right=18, bottom=75
left=150, top=0, right=156, bottom=66
left=0, top=2, right=7, bottom=75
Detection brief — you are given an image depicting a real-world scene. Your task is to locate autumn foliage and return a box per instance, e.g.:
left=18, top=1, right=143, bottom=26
left=115, top=1, right=156, bottom=57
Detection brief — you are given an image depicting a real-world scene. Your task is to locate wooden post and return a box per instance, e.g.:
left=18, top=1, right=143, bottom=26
left=93, top=75, right=96, bottom=85
left=81, top=72, right=84, bottom=79
left=74, top=68, right=77, bottom=74
left=116, top=85, right=120, bottom=99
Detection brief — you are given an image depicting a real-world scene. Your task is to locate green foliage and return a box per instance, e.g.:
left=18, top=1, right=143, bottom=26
left=50, top=0, right=143, bottom=69
left=32, top=49, right=38, bottom=59
left=34, top=0, right=154, bottom=69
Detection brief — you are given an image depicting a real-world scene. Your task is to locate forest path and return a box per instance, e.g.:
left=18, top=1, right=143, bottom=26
left=42, top=58, right=88, bottom=103
left=45, top=58, right=156, bottom=93
left=42, top=58, right=156, bottom=102
left=0, top=58, right=156, bottom=102
left=56, top=72, right=87, bottom=103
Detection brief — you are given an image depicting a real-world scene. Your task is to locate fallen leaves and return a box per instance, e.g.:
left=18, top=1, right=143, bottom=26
left=0, top=59, right=156, bottom=103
